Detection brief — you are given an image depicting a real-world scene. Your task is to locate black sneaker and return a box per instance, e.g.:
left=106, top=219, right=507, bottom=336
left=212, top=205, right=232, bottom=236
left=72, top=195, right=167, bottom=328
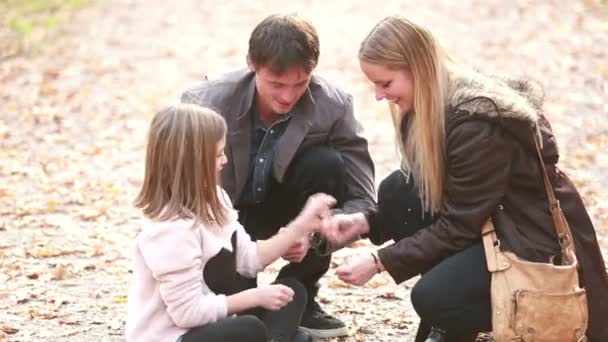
left=299, top=301, right=348, bottom=339
left=424, top=327, right=446, bottom=342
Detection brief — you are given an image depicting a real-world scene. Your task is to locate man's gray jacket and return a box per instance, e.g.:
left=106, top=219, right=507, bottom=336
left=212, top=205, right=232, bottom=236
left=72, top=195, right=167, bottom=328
left=181, top=68, right=375, bottom=213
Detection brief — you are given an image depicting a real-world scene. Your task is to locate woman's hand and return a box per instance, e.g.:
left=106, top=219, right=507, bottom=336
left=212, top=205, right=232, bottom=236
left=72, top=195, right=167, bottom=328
left=254, top=284, right=294, bottom=311
left=335, top=253, right=382, bottom=286
left=320, top=212, right=369, bottom=248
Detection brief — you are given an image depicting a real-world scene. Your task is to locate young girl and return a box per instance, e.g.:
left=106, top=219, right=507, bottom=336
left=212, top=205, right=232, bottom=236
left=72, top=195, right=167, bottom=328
left=126, top=104, right=334, bottom=342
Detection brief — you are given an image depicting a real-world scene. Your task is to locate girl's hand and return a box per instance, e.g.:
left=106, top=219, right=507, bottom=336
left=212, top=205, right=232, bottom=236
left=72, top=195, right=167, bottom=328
left=335, top=253, right=380, bottom=286
left=294, top=193, right=336, bottom=235
left=282, top=235, right=310, bottom=263
left=255, top=284, right=294, bottom=311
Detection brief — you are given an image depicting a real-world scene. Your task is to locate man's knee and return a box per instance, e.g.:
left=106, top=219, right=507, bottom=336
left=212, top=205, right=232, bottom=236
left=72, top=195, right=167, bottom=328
left=284, top=146, right=345, bottom=196
left=291, top=146, right=344, bottom=178
left=275, top=278, right=308, bottom=308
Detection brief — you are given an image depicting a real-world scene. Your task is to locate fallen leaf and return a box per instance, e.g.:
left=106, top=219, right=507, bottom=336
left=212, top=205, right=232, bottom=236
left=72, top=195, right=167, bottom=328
left=58, top=281, right=80, bottom=287
left=390, top=320, right=411, bottom=329
left=58, top=319, right=80, bottom=326
left=378, top=291, right=401, bottom=300
left=0, top=326, right=18, bottom=334
left=103, top=251, right=123, bottom=263
left=328, top=277, right=352, bottom=289
left=50, top=298, right=69, bottom=310
left=357, top=326, right=376, bottom=334
left=366, top=276, right=389, bottom=288
left=39, top=312, right=58, bottom=320
left=30, top=248, right=83, bottom=258
left=111, top=295, right=128, bottom=303
left=43, top=67, right=60, bottom=80
left=318, top=297, right=332, bottom=304
left=47, top=199, right=57, bottom=211
left=60, top=327, right=92, bottom=337
left=51, top=264, right=69, bottom=280
left=91, top=245, right=104, bottom=257
left=83, top=264, right=96, bottom=271
left=79, top=207, right=107, bottom=221
left=39, top=83, right=57, bottom=97
left=28, top=310, right=37, bottom=319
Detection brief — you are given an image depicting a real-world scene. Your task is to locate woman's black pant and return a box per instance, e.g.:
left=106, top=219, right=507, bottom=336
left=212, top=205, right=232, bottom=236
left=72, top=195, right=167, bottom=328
left=377, top=170, right=492, bottom=342
left=179, top=278, right=307, bottom=342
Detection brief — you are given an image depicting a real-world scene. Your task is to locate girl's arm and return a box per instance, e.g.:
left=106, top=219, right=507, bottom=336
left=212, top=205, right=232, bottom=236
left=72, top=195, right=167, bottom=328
left=225, top=289, right=259, bottom=314
left=256, top=218, right=311, bottom=266
left=139, top=223, right=296, bottom=321
left=255, top=193, right=335, bottom=266
left=138, top=223, right=229, bottom=328
left=226, top=284, right=294, bottom=314
left=234, top=219, right=313, bottom=277
left=232, top=192, right=335, bottom=278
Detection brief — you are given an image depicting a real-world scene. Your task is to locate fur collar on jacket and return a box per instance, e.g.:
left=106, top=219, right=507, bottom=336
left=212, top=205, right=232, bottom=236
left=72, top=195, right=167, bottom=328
left=446, top=65, right=544, bottom=127
left=445, top=64, right=559, bottom=161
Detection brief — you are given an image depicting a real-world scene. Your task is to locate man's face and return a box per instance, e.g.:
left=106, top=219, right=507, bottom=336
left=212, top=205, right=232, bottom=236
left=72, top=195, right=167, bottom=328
left=251, top=64, right=312, bottom=115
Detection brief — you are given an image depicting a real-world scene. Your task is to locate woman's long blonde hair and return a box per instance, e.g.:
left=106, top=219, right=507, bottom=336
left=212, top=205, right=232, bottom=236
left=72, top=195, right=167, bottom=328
left=134, top=104, right=228, bottom=226
left=359, top=16, right=449, bottom=214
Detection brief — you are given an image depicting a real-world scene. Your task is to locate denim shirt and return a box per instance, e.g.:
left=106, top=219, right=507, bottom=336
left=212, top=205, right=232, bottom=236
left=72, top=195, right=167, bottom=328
left=238, top=108, right=292, bottom=206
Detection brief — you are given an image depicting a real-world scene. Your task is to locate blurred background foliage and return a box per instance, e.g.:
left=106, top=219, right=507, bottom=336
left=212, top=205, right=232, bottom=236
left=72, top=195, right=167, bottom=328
left=0, top=0, right=93, bottom=59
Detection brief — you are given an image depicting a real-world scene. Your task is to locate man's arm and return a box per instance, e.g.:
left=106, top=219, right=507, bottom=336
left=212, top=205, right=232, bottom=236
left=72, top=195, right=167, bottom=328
left=329, top=95, right=376, bottom=214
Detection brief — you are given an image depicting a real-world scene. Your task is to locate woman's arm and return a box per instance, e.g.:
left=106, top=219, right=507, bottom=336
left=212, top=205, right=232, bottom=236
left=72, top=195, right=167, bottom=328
left=378, top=120, right=514, bottom=284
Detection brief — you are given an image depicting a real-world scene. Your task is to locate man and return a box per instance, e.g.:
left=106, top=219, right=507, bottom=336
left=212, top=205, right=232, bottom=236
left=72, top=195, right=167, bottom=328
left=182, top=14, right=375, bottom=339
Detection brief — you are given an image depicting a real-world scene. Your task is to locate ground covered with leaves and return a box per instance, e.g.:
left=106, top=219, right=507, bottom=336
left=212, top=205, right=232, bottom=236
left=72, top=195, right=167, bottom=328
left=1, top=0, right=607, bottom=341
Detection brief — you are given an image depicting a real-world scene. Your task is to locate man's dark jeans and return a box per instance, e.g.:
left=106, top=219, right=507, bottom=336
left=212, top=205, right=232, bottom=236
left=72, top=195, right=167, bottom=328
left=236, top=145, right=345, bottom=300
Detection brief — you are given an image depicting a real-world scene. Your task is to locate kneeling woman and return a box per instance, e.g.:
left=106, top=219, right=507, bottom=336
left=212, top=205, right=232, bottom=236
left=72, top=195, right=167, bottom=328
left=326, top=16, right=608, bottom=342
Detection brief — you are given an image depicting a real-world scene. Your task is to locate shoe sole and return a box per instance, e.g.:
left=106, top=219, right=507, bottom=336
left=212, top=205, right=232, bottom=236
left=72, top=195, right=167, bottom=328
left=298, top=326, right=349, bottom=339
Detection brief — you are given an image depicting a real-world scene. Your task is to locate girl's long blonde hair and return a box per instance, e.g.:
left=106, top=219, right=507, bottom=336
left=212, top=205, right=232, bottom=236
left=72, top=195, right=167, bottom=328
left=135, top=104, right=228, bottom=226
left=359, top=16, right=449, bottom=214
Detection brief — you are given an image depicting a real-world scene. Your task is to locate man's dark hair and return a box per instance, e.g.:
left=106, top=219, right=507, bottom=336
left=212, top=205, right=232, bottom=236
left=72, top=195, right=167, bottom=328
left=248, top=14, right=320, bottom=74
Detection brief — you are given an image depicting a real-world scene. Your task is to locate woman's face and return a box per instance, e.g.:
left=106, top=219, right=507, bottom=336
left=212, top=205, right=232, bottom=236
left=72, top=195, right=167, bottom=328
left=360, top=61, right=415, bottom=114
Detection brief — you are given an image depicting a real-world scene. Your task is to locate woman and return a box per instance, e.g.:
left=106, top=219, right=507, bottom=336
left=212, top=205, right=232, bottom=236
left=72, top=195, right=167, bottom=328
left=322, top=16, right=608, bottom=342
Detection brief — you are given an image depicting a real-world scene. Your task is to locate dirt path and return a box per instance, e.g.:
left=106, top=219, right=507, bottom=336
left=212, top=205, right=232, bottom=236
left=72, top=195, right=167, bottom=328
left=1, top=0, right=606, bottom=341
